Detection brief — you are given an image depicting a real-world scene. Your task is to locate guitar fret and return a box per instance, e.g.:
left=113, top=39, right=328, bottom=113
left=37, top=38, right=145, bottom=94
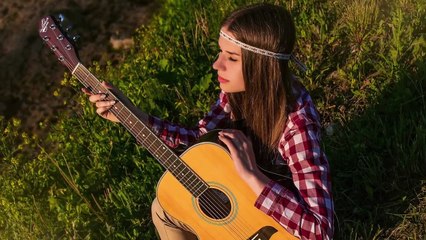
left=193, top=180, right=208, bottom=195
left=163, top=154, right=175, bottom=167
left=169, top=157, right=180, bottom=170
left=126, top=115, right=138, bottom=133
left=175, top=162, right=187, bottom=177
left=146, top=136, right=158, bottom=149
left=113, top=103, right=124, bottom=115
left=182, top=177, right=191, bottom=188
left=122, top=113, right=131, bottom=124
left=128, top=122, right=136, bottom=132
left=93, top=80, right=101, bottom=93
left=192, top=184, right=206, bottom=197
left=168, top=158, right=181, bottom=176
left=152, top=145, right=165, bottom=159
left=78, top=67, right=99, bottom=91
left=162, top=151, right=172, bottom=163
left=135, top=127, right=148, bottom=144
left=117, top=105, right=130, bottom=122
left=184, top=174, right=198, bottom=188
left=189, top=178, right=200, bottom=191
left=81, top=70, right=90, bottom=86
left=155, top=146, right=168, bottom=160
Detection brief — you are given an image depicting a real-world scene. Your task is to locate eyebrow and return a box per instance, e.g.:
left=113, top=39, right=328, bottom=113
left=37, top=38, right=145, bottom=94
left=225, top=50, right=240, bottom=56
left=218, top=41, right=241, bottom=56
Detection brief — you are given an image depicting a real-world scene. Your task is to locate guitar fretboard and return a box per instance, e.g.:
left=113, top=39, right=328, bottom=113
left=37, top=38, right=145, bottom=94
left=72, top=63, right=208, bottom=197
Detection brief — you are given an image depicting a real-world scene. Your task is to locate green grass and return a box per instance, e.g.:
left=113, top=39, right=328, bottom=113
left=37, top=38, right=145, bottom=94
left=1, top=0, right=425, bottom=239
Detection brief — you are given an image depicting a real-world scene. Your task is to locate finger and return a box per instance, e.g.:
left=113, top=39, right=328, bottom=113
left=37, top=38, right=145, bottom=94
left=220, top=130, right=246, bottom=147
left=81, top=87, right=92, bottom=95
left=219, top=129, right=238, bottom=139
left=220, top=129, right=246, bottom=138
left=96, top=106, right=112, bottom=117
left=218, top=133, right=238, bottom=152
left=231, top=130, right=248, bottom=140
left=245, top=136, right=253, bottom=149
left=88, top=93, right=107, bottom=103
left=102, top=81, right=114, bottom=89
left=220, top=129, right=239, bottom=134
left=95, top=100, right=116, bottom=108
left=103, top=81, right=124, bottom=99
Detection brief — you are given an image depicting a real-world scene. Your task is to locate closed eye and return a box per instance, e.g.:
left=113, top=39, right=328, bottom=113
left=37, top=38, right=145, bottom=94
left=218, top=50, right=239, bottom=62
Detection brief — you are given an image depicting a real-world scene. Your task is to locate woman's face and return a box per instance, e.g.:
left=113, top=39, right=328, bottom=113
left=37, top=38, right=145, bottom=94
left=213, top=28, right=245, bottom=93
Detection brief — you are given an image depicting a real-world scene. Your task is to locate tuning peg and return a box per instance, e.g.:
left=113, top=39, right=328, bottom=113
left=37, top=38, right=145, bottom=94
left=71, top=35, right=81, bottom=48
left=72, top=35, right=80, bottom=42
left=65, top=25, right=73, bottom=32
left=57, top=13, right=65, bottom=22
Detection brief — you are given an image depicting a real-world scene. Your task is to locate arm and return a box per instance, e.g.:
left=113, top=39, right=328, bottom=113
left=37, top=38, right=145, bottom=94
left=149, top=91, right=231, bottom=148
left=254, top=120, right=334, bottom=240
left=83, top=83, right=230, bottom=148
left=218, top=120, right=334, bottom=239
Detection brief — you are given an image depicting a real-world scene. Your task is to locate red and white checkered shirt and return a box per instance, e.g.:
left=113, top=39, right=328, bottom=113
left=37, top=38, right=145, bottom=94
left=149, top=84, right=334, bottom=239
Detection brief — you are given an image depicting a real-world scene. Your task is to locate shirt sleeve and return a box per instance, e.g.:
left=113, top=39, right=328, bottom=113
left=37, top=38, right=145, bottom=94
left=254, top=119, right=334, bottom=240
left=148, top=91, right=230, bottom=148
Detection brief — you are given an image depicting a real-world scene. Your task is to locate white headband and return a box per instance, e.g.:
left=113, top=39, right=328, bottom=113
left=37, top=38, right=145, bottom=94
left=219, top=30, right=307, bottom=72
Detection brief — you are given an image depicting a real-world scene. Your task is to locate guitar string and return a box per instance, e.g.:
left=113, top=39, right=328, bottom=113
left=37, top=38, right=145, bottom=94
left=72, top=67, right=253, bottom=238
left=71, top=62, right=254, bottom=238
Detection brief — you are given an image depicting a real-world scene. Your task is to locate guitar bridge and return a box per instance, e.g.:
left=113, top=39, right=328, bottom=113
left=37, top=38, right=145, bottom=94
left=247, top=226, right=278, bottom=240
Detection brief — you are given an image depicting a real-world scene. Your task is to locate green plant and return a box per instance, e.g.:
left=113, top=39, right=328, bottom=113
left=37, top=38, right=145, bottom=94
left=0, top=0, right=425, bottom=239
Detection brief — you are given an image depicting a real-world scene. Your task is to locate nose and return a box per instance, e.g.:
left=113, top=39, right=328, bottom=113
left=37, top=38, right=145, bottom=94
left=212, top=54, right=224, bottom=71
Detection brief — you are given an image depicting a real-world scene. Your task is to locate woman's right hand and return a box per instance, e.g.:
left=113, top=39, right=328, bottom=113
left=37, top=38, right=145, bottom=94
left=81, top=81, right=120, bottom=123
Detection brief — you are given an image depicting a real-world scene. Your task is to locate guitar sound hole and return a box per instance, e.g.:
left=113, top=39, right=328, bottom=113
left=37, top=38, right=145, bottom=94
left=198, top=188, right=232, bottom=220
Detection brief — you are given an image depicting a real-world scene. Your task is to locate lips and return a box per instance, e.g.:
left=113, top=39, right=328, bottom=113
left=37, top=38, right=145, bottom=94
left=218, top=76, right=229, bottom=83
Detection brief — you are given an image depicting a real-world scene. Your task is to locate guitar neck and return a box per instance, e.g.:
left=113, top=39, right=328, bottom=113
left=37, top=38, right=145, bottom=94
left=71, top=63, right=208, bottom=197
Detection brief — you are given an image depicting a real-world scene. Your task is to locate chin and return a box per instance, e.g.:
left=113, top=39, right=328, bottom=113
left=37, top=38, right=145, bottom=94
left=221, top=89, right=245, bottom=93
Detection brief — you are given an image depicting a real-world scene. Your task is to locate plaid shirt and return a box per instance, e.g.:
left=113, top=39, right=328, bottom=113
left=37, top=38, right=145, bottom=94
left=149, top=85, right=334, bottom=239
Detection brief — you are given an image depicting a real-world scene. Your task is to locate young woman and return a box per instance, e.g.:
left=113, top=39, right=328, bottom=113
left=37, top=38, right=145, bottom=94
left=83, top=3, right=334, bottom=240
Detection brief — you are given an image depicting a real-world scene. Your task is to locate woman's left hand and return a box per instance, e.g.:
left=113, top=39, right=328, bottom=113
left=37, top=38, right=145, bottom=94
left=218, top=129, right=269, bottom=195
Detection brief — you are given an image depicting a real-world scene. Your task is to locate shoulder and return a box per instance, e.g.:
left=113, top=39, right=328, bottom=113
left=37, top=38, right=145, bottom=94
left=283, top=82, right=321, bottom=138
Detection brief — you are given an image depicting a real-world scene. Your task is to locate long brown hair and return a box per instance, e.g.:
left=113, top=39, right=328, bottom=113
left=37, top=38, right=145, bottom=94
left=222, top=4, right=297, bottom=150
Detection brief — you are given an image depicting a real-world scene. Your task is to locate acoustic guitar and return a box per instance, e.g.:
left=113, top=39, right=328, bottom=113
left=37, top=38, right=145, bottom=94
left=39, top=15, right=296, bottom=240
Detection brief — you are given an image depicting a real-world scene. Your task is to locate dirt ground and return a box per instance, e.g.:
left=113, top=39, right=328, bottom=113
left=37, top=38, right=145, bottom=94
left=0, top=0, right=159, bottom=134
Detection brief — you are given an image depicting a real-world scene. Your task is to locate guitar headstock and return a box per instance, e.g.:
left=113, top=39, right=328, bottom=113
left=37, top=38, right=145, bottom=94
left=39, top=15, right=80, bottom=72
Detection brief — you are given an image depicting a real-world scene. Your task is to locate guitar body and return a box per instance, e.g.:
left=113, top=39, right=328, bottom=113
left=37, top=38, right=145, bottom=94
left=157, top=133, right=296, bottom=240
